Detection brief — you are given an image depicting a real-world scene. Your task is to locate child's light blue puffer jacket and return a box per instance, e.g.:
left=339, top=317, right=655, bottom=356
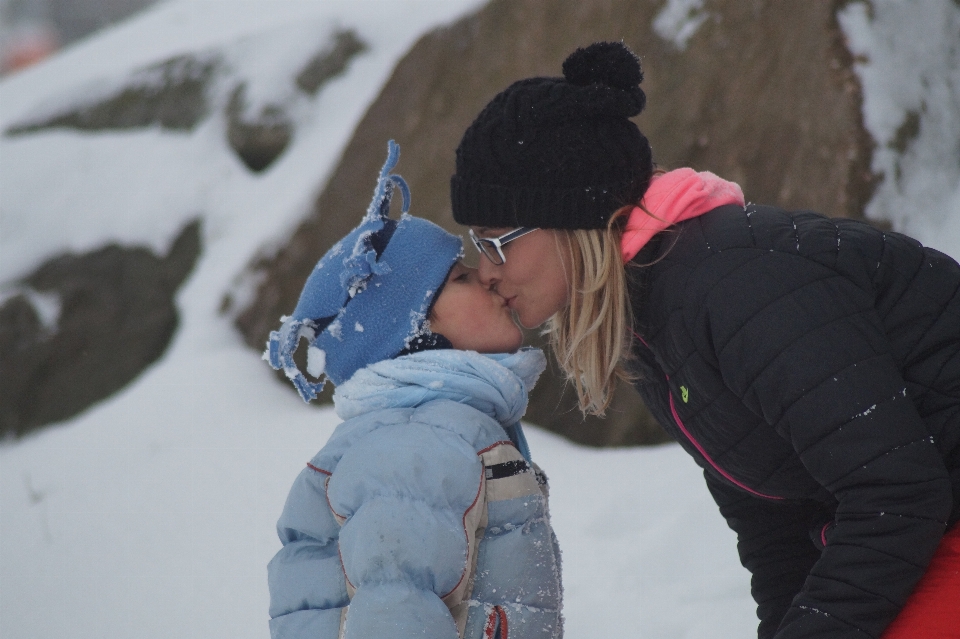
left=267, top=348, right=563, bottom=639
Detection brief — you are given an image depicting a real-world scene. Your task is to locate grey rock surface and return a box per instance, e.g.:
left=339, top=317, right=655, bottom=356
left=296, top=28, right=368, bottom=95
left=5, top=54, right=219, bottom=135
left=225, top=83, right=293, bottom=173
left=226, top=29, right=368, bottom=173
left=0, top=220, right=201, bottom=438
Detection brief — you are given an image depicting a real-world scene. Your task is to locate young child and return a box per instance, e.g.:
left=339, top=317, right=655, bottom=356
left=264, top=141, right=563, bottom=639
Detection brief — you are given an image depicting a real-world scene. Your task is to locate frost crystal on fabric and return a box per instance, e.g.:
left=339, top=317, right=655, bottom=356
left=306, top=346, right=326, bottom=377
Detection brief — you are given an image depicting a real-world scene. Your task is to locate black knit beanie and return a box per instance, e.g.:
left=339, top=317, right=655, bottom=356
left=451, top=41, right=653, bottom=230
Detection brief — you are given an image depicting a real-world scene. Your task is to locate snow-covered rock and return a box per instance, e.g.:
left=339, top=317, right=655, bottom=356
left=0, top=220, right=200, bottom=437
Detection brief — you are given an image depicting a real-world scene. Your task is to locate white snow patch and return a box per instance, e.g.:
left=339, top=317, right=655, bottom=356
left=838, top=0, right=960, bottom=256
left=652, top=0, right=711, bottom=50
left=407, top=309, right=427, bottom=342
left=296, top=321, right=316, bottom=343
left=537, top=433, right=755, bottom=637
left=0, top=286, right=62, bottom=332
left=23, top=288, right=62, bottom=332
left=306, top=346, right=326, bottom=378
left=855, top=404, right=877, bottom=418
left=326, top=319, right=343, bottom=340
left=353, top=322, right=364, bottom=332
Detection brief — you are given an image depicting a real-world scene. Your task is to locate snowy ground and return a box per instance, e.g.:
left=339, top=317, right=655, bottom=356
left=1, top=1, right=958, bottom=638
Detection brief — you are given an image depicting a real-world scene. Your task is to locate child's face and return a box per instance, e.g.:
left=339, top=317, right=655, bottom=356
left=429, top=262, right=523, bottom=353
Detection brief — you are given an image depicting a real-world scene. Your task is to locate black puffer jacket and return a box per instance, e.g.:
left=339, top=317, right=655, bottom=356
left=627, top=203, right=960, bottom=639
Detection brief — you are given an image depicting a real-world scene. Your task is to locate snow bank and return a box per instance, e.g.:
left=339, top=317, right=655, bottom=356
left=0, top=364, right=754, bottom=638
left=652, top=0, right=711, bottom=51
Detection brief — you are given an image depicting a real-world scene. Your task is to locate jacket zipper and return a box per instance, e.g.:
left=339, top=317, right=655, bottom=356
left=667, top=390, right=783, bottom=500
left=635, top=331, right=783, bottom=501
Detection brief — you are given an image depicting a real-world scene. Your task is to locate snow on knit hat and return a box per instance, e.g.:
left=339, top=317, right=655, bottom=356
left=451, top=41, right=654, bottom=230
left=264, top=141, right=463, bottom=401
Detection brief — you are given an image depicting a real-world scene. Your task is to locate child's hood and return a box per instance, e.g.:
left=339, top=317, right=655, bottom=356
left=333, top=347, right=546, bottom=427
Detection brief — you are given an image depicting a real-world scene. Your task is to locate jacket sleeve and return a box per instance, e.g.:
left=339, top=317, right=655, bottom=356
left=698, top=250, right=952, bottom=638
left=325, top=420, right=484, bottom=639
left=268, top=463, right=349, bottom=638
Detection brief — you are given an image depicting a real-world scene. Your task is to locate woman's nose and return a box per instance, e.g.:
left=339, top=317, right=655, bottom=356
left=476, top=258, right=499, bottom=288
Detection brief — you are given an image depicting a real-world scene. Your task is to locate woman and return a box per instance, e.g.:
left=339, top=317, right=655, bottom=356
left=451, top=42, right=959, bottom=639
left=265, top=142, right=561, bottom=639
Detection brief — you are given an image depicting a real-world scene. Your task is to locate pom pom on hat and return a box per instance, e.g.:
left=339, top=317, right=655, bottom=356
left=562, top=41, right=644, bottom=92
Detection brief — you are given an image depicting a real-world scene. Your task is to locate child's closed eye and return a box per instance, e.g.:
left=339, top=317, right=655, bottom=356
left=447, top=262, right=473, bottom=284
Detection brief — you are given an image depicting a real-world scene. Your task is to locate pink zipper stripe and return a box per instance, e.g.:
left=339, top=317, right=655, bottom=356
left=632, top=330, right=782, bottom=500
left=633, top=331, right=650, bottom=348
left=668, top=392, right=783, bottom=501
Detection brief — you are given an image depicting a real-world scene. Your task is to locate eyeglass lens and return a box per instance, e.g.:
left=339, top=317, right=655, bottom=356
left=469, top=227, right=535, bottom=265
left=478, top=239, right=504, bottom=265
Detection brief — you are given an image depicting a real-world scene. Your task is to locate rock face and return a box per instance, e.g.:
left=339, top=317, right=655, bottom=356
left=296, top=29, right=368, bottom=95
left=236, top=0, right=875, bottom=446
left=225, top=84, right=294, bottom=173
left=0, top=221, right=201, bottom=438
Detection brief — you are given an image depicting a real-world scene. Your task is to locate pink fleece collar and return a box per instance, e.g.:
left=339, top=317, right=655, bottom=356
left=620, top=168, right=745, bottom=263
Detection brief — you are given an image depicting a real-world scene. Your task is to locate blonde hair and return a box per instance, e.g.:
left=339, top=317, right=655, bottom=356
left=545, top=207, right=636, bottom=416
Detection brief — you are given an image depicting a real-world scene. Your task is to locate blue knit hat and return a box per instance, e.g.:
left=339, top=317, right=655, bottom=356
left=264, top=141, right=463, bottom=401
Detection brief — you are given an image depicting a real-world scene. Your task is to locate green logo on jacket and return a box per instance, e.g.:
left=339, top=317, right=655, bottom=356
left=680, top=385, right=690, bottom=403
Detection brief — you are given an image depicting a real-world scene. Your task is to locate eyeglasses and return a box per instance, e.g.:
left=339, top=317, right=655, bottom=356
left=468, top=227, right=537, bottom=265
